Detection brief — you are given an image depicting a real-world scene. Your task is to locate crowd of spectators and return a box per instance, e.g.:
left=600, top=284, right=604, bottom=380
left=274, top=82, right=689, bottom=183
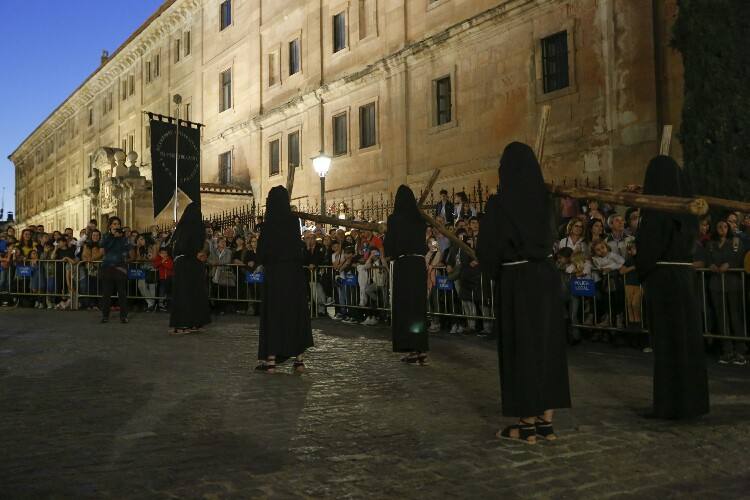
left=1, top=191, right=749, bottom=366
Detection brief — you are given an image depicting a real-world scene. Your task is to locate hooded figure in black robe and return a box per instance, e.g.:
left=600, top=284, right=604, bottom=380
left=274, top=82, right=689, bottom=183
left=477, top=142, right=570, bottom=440
left=634, top=155, right=709, bottom=419
left=170, top=202, right=211, bottom=332
left=384, top=185, right=429, bottom=360
left=256, top=186, right=313, bottom=371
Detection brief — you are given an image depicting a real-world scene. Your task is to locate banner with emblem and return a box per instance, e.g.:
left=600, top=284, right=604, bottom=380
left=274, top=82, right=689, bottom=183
left=148, top=114, right=202, bottom=218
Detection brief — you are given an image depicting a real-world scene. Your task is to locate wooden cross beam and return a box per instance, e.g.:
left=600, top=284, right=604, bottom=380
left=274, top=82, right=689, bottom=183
left=659, top=125, right=673, bottom=156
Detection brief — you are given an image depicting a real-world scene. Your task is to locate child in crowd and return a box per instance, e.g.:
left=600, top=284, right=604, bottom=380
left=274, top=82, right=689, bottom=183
left=152, top=247, right=174, bottom=312
left=591, top=240, right=626, bottom=335
left=619, top=238, right=641, bottom=326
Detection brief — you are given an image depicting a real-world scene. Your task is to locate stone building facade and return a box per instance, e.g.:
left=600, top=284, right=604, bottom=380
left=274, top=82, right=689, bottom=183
left=9, top=0, right=684, bottom=230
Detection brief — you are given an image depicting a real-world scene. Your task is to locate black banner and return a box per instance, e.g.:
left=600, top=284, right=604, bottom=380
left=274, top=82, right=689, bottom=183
left=149, top=117, right=201, bottom=217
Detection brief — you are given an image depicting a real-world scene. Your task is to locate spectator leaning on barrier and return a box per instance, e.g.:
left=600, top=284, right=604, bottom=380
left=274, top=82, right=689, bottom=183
left=559, top=219, right=589, bottom=257
left=130, top=235, right=157, bottom=312
left=80, top=229, right=103, bottom=311
left=53, top=237, right=78, bottom=310
left=707, top=219, right=748, bottom=366
left=591, top=240, right=626, bottom=334
left=620, top=238, right=642, bottom=328
left=606, top=214, right=628, bottom=259
left=208, top=236, right=235, bottom=314
left=100, top=216, right=131, bottom=324
left=152, top=247, right=173, bottom=312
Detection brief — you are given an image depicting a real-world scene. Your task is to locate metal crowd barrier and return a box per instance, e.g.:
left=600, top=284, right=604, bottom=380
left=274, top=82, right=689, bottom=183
left=74, top=261, right=168, bottom=310
left=3, top=257, right=749, bottom=344
left=567, top=267, right=750, bottom=343
left=313, top=264, right=391, bottom=318
left=0, top=259, right=74, bottom=306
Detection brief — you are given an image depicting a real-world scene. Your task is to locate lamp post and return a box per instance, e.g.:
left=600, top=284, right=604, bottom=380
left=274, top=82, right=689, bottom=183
left=312, top=153, right=331, bottom=216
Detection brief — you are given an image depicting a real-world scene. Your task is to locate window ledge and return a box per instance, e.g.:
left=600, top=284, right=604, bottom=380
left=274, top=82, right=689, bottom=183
left=358, top=144, right=380, bottom=154
left=535, top=83, right=578, bottom=103
left=428, top=119, right=458, bottom=135
left=427, top=0, right=450, bottom=12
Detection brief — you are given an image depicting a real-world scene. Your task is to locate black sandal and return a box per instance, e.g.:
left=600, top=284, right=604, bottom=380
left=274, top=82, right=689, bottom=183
left=292, top=361, right=305, bottom=374
left=254, top=362, right=276, bottom=373
left=169, top=328, right=190, bottom=336
left=535, top=418, right=557, bottom=441
left=496, top=420, right=537, bottom=444
left=417, top=354, right=429, bottom=366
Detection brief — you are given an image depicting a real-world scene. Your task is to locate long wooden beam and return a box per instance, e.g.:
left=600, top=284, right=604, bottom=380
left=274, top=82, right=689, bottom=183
left=418, top=208, right=477, bottom=261
left=417, top=169, right=441, bottom=207
left=292, top=211, right=386, bottom=233
left=546, top=183, right=709, bottom=216
left=292, top=208, right=478, bottom=261
left=694, top=195, right=750, bottom=214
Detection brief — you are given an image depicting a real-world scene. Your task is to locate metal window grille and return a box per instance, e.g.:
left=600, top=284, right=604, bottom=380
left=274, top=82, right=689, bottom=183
left=333, top=114, right=347, bottom=156
left=333, top=13, right=346, bottom=52
left=288, top=131, right=300, bottom=168
left=220, top=68, right=232, bottom=112
left=289, top=39, right=300, bottom=75
left=269, top=140, right=280, bottom=176
left=435, top=76, right=451, bottom=125
left=541, top=31, right=569, bottom=93
left=219, top=151, right=232, bottom=184
left=268, top=53, right=276, bottom=86
left=220, top=0, right=232, bottom=30
left=359, top=103, right=376, bottom=148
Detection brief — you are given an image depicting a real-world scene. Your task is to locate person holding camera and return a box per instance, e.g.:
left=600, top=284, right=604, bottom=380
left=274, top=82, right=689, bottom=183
left=100, top=216, right=131, bottom=323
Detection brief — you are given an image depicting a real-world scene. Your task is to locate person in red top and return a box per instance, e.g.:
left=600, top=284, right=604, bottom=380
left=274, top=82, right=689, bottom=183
left=152, top=247, right=174, bottom=312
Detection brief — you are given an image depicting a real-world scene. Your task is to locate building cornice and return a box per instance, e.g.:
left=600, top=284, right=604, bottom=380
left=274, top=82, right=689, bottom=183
left=9, top=0, right=201, bottom=164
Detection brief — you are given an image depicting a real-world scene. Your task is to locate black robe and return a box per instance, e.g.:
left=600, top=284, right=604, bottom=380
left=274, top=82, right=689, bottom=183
left=170, top=203, right=211, bottom=328
left=635, top=156, right=709, bottom=419
left=257, top=186, right=313, bottom=361
left=384, top=186, right=428, bottom=353
left=477, top=142, right=570, bottom=417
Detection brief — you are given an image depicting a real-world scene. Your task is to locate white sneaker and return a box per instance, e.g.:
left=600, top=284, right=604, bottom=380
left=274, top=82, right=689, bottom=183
left=324, top=297, right=334, bottom=305
left=449, top=324, right=458, bottom=334
left=456, top=325, right=464, bottom=334
left=360, top=317, right=372, bottom=325
left=428, top=323, right=441, bottom=333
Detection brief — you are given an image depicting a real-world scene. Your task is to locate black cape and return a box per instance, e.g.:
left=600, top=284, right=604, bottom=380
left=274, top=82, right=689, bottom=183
left=257, top=186, right=313, bottom=361
left=169, top=202, right=211, bottom=328
left=384, top=185, right=428, bottom=353
left=477, top=142, right=570, bottom=417
left=635, top=155, right=709, bottom=419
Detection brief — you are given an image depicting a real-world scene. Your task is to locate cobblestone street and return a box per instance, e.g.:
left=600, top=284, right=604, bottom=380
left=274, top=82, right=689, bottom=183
left=1, top=309, right=750, bottom=499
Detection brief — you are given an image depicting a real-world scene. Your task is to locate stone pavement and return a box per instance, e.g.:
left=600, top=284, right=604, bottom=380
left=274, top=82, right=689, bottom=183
left=1, top=309, right=750, bottom=499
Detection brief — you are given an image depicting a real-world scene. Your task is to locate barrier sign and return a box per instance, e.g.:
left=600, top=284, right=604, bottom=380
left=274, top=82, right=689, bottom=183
left=16, top=266, right=33, bottom=278
left=246, top=272, right=264, bottom=284
left=128, top=269, right=146, bottom=280
left=436, top=275, right=454, bottom=291
left=570, top=278, right=596, bottom=297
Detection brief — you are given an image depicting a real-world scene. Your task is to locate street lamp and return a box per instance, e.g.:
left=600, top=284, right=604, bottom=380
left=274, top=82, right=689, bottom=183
left=312, top=153, right=331, bottom=216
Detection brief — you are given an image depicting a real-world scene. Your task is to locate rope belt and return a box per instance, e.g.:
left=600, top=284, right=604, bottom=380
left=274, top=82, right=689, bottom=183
left=656, top=261, right=693, bottom=267
left=174, top=254, right=185, bottom=261
left=397, top=254, right=425, bottom=259
left=502, top=254, right=553, bottom=267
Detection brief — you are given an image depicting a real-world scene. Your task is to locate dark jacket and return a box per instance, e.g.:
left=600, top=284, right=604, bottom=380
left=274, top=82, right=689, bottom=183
left=101, top=233, right=130, bottom=269
left=434, top=200, right=455, bottom=224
